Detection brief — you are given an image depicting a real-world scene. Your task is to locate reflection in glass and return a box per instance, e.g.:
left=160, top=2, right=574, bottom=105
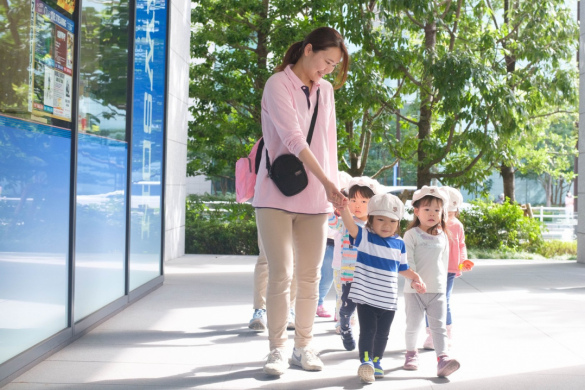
left=74, top=134, right=127, bottom=321
left=0, top=116, right=70, bottom=364
left=78, top=0, right=129, bottom=141
left=0, top=0, right=74, bottom=128
left=129, top=0, right=167, bottom=290
left=74, top=0, right=129, bottom=321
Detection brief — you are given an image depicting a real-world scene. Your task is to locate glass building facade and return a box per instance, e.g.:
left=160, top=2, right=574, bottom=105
left=0, top=0, right=181, bottom=384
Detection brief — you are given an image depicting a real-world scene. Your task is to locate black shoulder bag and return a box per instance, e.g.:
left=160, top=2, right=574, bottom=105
left=265, top=88, right=320, bottom=197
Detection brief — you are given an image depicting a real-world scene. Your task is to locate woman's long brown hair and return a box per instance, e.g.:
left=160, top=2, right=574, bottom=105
left=274, top=27, right=349, bottom=89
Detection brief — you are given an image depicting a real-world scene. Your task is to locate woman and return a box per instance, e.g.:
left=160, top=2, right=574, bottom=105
left=252, top=26, right=349, bottom=376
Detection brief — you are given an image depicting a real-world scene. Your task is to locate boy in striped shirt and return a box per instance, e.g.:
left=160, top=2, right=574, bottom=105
left=339, top=193, right=426, bottom=383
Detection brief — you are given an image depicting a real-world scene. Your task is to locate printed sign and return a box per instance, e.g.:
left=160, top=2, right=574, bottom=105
left=30, top=0, right=74, bottom=121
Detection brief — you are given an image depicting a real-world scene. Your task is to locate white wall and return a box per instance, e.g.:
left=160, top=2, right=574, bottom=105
left=186, top=175, right=212, bottom=195
left=164, top=0, right=190, bottom=261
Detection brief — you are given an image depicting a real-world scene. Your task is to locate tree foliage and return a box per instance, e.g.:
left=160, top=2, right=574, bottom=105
left=188, top=0, right=335, bottom=182
left=339, top=0, right=577, bottom=191
left=188, top=1, right=578, bottom=195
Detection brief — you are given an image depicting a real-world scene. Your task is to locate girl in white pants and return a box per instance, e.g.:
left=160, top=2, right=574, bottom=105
left=402, top=186, right=461, bottom=378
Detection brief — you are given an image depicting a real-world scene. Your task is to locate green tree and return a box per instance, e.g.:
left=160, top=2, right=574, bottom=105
left=490, top=0, right=578, bottom=202
left=516, top=114, right=577, bottom=206
left=339, top=0, right=577, bottom=192
left=188, top=0, right=335, bottom=186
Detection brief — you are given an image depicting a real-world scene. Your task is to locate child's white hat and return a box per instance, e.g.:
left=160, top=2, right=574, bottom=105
left=338, top=171, right=352, bottom=190
left=412, top=185, right=449, bottom=205
left=368, top=193, right=404, bottom=220
left=347, top=176, right=382, bottom=195
left=444, top=186, right=463, bottom=212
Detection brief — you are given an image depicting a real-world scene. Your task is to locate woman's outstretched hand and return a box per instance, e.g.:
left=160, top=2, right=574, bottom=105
left=324, top=180, right=348, bottom=209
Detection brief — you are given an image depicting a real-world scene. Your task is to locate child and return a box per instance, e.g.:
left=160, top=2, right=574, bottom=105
left=339, top=193, right=426, bottom=383
left=402, top=186, right=460, bottom=378
left=328, top=177, right=379, bottom=351
left=422, top=186, right=471, bottom=350
left=320, top=172, right=352, bottom=319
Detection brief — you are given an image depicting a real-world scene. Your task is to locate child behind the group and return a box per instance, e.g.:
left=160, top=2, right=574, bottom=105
left=422, top=186, right=471, bottom=350
left=339, top=193, right=426, bottom=384
left=328, top=177, right=380, bottom=351
left=402, top=186, right=460, bottom=378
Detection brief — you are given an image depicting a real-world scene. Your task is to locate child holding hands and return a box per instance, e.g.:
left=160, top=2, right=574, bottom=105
left=339, top=193, right=426, bottom=383
left=403, top=186, right=460, bottom=377
left=422, top=186, right=471, bottom=350
left=328, top=177, right=380, bottom=350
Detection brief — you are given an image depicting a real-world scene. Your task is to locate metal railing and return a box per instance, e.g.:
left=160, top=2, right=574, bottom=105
left=531, top=206, right=576, bottom=241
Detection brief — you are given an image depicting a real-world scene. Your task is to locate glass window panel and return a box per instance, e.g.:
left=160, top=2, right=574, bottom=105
left=74, top=0, right=129, bottom=321
left=129, top=0, right=167, bottom=291
left=0, top=0, right=75, bottom=128
left=0, top=116, right=71, bottom=364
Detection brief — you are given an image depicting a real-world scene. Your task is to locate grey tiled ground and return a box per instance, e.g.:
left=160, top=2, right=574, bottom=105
left=5, top=255, right=585, bottom=389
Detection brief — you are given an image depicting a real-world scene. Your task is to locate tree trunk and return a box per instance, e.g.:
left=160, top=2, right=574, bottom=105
left=500, top=0, right=518, bottom=202
left=546, top=174, right=553, bottom=207
left=417, top=21, right=436, bottom=188
left=501, top=164, right=515, bottom=203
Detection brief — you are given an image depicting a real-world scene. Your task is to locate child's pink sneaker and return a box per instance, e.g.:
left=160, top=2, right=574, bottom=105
left=437, top=354, right=460, bottom=377
left=403, top=350, right=418, bottom=370
left=316, top=305, right=332, bottom=318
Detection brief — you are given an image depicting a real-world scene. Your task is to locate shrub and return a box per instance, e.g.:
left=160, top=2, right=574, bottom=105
left=185, top=195, right=258, bottom=255
left=459, top=198, right=544, bottom=252
left=536, top=240, right=577, bottom=258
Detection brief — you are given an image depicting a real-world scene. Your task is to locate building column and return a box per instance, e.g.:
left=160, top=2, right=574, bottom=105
left=578, top=1, right=585, bottom=264
left=165, top=0, right=190, bottom=261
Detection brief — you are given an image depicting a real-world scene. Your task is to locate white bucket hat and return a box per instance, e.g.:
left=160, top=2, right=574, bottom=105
left=411, top=185, right=449, bottom=205
left=368, top=193, right=405, bottom=220
left=347, top=176, right=382, bottom=195
left=444, top=186, right=463, bottom=212
left=338, top=171, right=352, bottom=191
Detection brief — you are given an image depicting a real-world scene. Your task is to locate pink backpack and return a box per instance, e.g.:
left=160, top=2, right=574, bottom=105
left=235, top=138, right=264, bottom=203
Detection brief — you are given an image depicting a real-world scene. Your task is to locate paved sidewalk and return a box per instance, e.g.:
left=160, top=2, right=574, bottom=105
left=5, top=255, right=585, bottom=389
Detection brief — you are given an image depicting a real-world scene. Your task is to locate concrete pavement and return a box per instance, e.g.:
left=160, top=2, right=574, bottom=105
left=4, top=255, right=585, bottom=389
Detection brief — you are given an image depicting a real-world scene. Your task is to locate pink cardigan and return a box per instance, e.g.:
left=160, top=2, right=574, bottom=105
left=447, top=218, right=468, bottom=276
left=252, top=65, right=338, bottom=214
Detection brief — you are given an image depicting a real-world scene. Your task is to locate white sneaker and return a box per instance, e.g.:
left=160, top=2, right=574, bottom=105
left=289, top=346, right=324, bottom=371
left=263, top=348, right=289, bottom=376
left=249, top=309, right=267, bottom=332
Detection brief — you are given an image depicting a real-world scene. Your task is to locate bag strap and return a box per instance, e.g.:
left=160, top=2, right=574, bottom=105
left=265, top=88, right=320, bottom=172
left=254, top=138, right=264, bottom=174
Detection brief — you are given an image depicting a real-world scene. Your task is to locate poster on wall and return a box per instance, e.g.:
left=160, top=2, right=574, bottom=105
left=30, top=0, right=74, bottom=122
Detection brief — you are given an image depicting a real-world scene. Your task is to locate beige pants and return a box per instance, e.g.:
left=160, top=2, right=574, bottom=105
left=256, top=208, right=327, bottom=350
left=254, top=234, right=297, bottom=309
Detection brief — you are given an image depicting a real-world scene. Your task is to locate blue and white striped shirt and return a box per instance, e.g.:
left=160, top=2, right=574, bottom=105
left=348, top=226, right=409, bottom=311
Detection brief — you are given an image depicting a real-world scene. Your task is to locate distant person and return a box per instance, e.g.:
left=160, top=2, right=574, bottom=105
left=252, top=26, right=350, bottom=376
left=565, top=192, right=574, bottom=220
left=495, top=193, right=505, bottom=204
left=338, top=193, right=425, bottom=383
left=403, top=186, right=460, bottom=378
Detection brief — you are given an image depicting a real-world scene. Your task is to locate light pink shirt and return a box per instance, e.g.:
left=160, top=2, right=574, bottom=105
left=447, top=218, right=468, bottom=276
left=252, top=65, right=338, bottom=214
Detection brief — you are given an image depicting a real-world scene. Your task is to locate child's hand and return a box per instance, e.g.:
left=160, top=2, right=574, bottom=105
left=411, top=280, right=426, bottom=294
left=459, top=260, right=474, bottom=272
